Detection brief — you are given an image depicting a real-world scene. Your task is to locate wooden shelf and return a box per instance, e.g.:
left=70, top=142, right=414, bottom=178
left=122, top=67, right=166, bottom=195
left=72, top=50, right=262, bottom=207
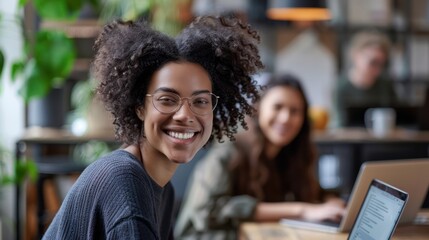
left=41, top=19, right=102, bottom=38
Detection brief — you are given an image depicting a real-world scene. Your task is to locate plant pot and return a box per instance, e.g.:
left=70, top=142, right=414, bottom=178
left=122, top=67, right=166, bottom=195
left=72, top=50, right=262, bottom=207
left=27, top=88, right=67, bottom=128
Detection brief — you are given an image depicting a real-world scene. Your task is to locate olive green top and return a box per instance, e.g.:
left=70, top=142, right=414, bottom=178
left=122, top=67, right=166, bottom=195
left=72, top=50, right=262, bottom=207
left=174, top=142, right=258, bottom=240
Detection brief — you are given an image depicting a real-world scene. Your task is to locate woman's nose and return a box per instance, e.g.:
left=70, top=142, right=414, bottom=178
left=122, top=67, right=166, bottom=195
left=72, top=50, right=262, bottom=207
left=173, top=101, right=196, bottom=122
left=278, top=110, right=291, bottom=123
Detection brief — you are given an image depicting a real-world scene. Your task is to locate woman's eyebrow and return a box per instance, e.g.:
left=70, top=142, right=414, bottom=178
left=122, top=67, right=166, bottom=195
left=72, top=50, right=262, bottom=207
left=153, top=88, right=211, bottom=96
left=192, top=90, right=211, bottom=95
left=153, top=87, right=178, bottom=94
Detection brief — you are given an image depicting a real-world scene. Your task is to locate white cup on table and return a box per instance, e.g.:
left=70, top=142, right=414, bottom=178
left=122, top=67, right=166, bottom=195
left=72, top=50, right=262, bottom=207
left=364, top=108, right=396, bottom=137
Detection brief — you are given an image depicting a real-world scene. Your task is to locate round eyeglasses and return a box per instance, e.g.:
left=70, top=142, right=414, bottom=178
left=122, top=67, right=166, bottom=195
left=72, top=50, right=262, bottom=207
left=146, top=91, right=219, bottom=116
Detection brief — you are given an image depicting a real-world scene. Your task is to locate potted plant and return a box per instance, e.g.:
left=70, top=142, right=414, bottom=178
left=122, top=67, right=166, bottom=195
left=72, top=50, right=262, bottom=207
left=10, top=0, right=88, bottom=102
left=9, top=0, right=100, bottom=129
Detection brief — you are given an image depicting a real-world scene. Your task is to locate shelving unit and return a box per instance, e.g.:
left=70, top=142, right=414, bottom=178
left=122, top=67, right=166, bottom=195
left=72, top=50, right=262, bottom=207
left=19, top=6, right=106, bottom=240
left=15, top=133, right=119, bottom=240
left=249, top=0, right=429, bottom=105
left=334, top=0, right=429, bottom=104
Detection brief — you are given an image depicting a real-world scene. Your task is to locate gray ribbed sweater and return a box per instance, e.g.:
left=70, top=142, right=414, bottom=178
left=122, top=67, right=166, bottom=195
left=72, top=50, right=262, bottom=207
left=42, top=150, right=175, bottom=239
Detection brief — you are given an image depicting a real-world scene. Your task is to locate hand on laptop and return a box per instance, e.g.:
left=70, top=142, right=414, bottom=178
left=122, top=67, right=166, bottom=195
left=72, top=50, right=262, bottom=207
left=325, top=197, right=346, bottom=208
left=302, top=198, right=346, bottom=222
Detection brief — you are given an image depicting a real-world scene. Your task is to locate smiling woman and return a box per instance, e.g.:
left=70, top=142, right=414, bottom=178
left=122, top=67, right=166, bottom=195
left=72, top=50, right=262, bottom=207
left=41, top=15, right=263, bottom=240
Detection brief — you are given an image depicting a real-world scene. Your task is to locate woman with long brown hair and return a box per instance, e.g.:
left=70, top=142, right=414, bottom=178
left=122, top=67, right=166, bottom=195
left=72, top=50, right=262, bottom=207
left=175, top=74, right=345, bottom=239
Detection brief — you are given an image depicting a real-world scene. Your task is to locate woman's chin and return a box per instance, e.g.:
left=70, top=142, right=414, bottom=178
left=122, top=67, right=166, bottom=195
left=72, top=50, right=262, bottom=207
left=170, top=158, right=191, bottom=164
left=167, top=152, right=197, bottom=164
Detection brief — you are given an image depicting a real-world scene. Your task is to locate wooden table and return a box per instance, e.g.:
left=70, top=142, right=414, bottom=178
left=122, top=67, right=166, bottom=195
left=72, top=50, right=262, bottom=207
left=240, top=223, right=429, bottom=240
left=240, top=211, right=429, bottom=240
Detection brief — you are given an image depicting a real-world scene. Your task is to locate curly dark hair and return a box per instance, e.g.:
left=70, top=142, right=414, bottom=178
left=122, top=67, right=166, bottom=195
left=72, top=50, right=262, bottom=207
left=93, top=16, right=264, bottom=145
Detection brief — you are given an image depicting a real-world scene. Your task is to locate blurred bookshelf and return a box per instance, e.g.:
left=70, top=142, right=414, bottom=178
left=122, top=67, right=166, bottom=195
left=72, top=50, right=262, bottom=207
left=247, top=0, right=429, bottom=106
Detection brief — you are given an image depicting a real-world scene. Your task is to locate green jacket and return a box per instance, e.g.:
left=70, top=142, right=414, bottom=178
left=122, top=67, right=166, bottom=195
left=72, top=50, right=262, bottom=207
left=174, top=142, right=258, bottom=240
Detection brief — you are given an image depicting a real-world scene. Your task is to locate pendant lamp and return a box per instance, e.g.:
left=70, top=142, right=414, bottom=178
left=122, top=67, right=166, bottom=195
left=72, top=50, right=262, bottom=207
left=267, top=0, right=331, bottom=21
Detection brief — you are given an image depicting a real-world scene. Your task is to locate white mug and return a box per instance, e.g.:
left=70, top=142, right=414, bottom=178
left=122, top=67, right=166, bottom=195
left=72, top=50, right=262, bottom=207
left=364, top=108, right=396, bottom=137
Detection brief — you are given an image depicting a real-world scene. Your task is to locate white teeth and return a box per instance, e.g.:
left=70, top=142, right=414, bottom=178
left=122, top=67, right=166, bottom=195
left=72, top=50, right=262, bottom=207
left=167, top=131, right=195, bottom=140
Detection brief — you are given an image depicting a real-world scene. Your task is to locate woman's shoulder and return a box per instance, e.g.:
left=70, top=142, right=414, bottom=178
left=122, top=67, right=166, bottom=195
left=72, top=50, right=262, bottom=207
left=73, top=150, right=159, bottom=204
left=80, top=150, right=147, bottom=185
left=88, top=150, right=141, bottom=171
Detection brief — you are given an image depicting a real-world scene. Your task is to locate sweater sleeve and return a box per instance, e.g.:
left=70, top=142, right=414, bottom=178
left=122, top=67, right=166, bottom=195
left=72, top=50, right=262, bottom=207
left=106, top=217, right=157, bottom=239
left=174, top=143, right=258, bottom=237
left=43, top=150, right=169, bottom=240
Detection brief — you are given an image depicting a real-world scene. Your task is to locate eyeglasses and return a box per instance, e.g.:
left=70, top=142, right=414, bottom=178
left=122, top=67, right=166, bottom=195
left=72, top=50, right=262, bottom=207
left=146, top=91, right=219, bottom=116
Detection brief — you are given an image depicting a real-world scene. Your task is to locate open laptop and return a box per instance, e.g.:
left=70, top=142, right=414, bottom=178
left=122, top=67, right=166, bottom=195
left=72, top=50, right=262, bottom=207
left=347, top=179, right=408, bottom=240
left=280, top=158, right=429, bottom=233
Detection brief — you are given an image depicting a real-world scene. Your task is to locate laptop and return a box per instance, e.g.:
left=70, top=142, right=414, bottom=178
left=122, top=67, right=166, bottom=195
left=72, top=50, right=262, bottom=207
left=347, top=179, right=408, bottom=240
left=280, top=158, right=429, bottom=233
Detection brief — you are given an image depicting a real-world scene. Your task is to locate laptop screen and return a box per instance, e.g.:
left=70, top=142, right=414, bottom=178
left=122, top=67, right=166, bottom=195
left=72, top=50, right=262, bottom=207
left=348, top=179, right=408, bottom=240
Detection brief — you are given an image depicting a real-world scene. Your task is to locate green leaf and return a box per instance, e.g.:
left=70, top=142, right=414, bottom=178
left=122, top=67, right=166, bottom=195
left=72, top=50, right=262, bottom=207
left=71, top=79, right=95, bottom=114
left=14, top=30, right=75, bottom=101
left=0, top=146, right=37, bottom=186
left=0, top=49, right=4, bottom=79
left=123, top=1, right=152, bottom=21
left=15, top=160, right=38, bottom=184
left=33, top=0, right=84, bottom=20
left=100, top=0, right=152, bottom=22
left=18, top=0, right=29, bottom=7
left=0, top=49, right=4, bottom=94
left=10, top=60, right=25, bottom=82
left=34, top=30, right=75, bottom=83
left=19, top=59, right=53, bottom=102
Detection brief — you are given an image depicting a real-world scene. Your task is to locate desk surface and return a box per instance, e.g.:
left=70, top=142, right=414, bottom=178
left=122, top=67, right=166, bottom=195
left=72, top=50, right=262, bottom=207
left=240, top=211, right=429, bottom=240
left=240, top=223, right=429, bottom=240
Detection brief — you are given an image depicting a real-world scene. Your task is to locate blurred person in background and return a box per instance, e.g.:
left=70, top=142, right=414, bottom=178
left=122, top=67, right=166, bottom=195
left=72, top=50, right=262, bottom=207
left=175, top=74, right=345, bottom=239
left=332, top=30, right=399, bottom=127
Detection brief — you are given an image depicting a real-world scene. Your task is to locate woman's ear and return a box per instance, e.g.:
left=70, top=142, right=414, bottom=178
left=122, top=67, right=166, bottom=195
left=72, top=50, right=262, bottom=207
left=136, top=106, right=145, bottom=121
